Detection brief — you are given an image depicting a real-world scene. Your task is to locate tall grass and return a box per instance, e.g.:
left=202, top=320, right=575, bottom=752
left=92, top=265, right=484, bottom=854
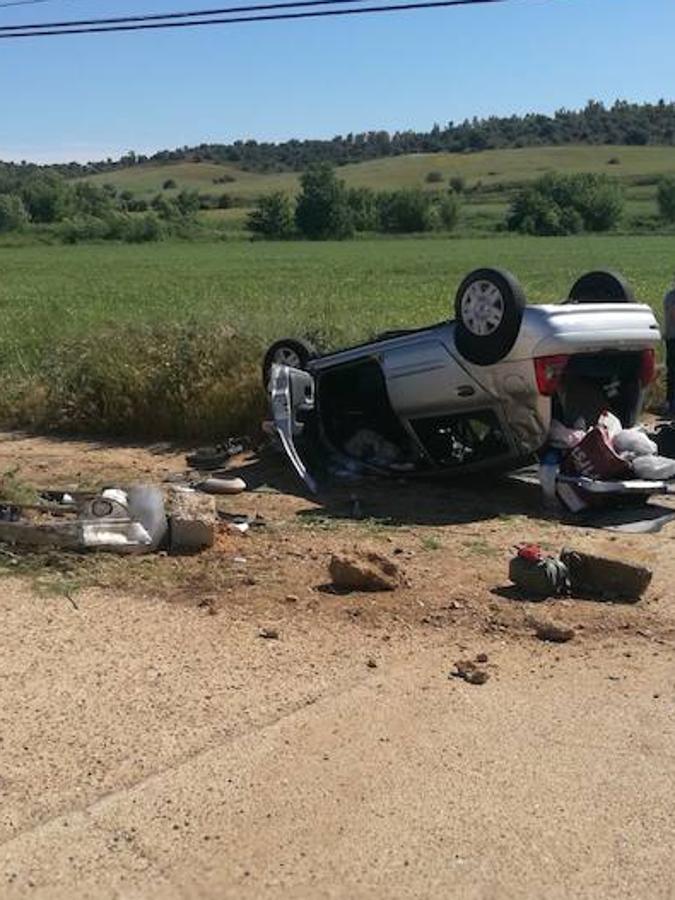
left=0, top=323, right=265, bottom=439
left=0, top=235, right=671, bottom=439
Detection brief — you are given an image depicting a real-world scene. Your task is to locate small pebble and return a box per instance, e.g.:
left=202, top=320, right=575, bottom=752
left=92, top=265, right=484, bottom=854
left=258, top=628, right=279, bottom=640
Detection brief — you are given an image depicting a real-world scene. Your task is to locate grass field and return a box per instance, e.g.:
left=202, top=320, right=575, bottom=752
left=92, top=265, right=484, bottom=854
left=85, top=145, right=675, bottom=198
left=0, top=234, right=671, bottom=438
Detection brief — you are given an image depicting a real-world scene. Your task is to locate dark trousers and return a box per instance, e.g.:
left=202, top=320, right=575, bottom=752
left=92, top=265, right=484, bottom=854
left=667, top=339, right=675, bottom=410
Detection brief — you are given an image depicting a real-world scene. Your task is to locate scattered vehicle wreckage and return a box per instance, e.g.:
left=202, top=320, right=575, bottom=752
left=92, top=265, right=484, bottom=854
left=264, top=267, right=675, bottom=510
left=0, top=484, right=220, bottom=555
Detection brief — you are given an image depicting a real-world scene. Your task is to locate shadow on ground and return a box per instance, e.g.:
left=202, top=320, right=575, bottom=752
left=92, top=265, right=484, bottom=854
left=225, top=450, right=547, bottom=527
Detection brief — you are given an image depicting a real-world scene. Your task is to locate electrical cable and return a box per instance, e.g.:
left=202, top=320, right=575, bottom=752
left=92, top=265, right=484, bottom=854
left=0, top=0, right=510, bottom=34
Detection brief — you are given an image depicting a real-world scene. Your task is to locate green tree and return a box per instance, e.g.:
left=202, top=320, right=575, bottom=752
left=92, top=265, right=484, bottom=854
left=346, top=187, right=379, bottom=231
left=507, top=173, right=623, bottom=236
left=295, top=163, right=353, bottom=240
left=247, top=192, right=295, bottom=239
left=20, top=173, right=68, bottom=223
left=378, top=188, right=434, bottom=233
left=0, top=194, right=29, bottom=233
left=657, top=177, right=675, bottom=223
left=71, top=181, right=115, bottom=218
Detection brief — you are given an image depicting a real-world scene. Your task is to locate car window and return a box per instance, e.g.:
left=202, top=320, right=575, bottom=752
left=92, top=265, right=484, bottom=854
left=410, top=410, right=510, bottom=467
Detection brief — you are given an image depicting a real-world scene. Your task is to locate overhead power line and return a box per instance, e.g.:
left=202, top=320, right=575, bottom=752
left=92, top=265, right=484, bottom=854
left=0, top=0, right=377, bottom=28
left=0, top=0, right=59, bottom=8
left=0, top=0, right=510, bottom=36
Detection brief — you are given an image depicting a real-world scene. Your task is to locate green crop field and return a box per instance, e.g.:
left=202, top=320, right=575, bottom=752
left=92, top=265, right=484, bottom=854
left=0, top=234, right=671, bottom=439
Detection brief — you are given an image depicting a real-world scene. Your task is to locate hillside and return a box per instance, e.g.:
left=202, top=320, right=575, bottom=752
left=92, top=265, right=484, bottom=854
left=81, top=144, right=675, bottom=235
left=84, top=145, right=675, bottom=200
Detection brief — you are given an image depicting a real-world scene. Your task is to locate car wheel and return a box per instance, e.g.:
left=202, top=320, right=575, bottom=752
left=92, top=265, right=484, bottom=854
left=567, top=270, right=635, bottom=303
left=262, top=337, right=317, bottom=388
left=454, top=268, right=526, bottom=366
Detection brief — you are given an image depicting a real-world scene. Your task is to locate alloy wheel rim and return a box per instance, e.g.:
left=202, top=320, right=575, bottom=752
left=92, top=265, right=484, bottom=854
left=461, top=281, right=505, bottom=336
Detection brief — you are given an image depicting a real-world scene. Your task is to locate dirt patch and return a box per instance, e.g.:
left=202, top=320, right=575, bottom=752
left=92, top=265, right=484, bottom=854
left=0, top=431, right=674, bottom=654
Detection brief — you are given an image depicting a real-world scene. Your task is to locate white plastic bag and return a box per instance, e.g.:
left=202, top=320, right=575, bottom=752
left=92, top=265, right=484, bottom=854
left=632, top=455, right=675, bottom=480
left=597, top=410, right=622, bottom=441
left=613, top=428, right=657, bottom=458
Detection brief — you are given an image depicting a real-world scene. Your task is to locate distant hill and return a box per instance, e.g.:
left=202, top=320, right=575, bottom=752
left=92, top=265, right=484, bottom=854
left=2, top=98, right=675, bottom=179
left=82, top=144, right=675, bottom=200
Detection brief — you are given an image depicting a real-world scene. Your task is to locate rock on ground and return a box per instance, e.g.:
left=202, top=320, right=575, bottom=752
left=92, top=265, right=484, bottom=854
left=329, top=551, right=401, bottom=592
left=165, top=487, right=217, bottom=552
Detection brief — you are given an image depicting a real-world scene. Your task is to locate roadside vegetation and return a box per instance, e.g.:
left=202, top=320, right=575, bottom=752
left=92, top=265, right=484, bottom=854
left=0, top=235, right=672, bottom=439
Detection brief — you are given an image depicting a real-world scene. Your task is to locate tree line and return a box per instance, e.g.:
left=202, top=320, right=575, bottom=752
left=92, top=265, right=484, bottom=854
left=8, top=99, right=674, bottom=179
left=247, top=164, right=460, bottom=239
left=0, top=170, right=208, bottom=242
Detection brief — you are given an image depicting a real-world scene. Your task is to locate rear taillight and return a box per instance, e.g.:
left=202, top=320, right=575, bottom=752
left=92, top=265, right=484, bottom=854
left=639, top=348, right=656, bottom=387
left=534, top=355, right=570, bottom=396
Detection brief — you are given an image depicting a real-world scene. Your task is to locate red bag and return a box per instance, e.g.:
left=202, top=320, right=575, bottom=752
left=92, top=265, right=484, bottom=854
left=560, top=426, right=633, bottom=481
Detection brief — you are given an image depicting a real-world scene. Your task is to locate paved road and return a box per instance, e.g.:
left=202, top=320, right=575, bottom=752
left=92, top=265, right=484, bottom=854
left=1, top=578, right=673, bottom=899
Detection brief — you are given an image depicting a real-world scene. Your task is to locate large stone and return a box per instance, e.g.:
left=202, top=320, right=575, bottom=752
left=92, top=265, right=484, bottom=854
left=329, top=551, right=401, bottom=592
left=166, top=487, right=216, bottom=552
left=560, top=549, right=652, bottom=602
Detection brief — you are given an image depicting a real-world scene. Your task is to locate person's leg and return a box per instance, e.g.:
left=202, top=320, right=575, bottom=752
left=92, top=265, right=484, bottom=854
left=667, top=338, right=675, bottom=414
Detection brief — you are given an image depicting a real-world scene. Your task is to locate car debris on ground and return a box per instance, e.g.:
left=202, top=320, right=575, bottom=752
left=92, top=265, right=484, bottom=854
left=508, top=544, right=652, bottom=602
left=0, top=480, right=237, bottom=556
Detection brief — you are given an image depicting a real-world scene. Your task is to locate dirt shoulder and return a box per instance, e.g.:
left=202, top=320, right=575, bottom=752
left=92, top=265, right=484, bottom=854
left=0, top=432, right=673, bottom=899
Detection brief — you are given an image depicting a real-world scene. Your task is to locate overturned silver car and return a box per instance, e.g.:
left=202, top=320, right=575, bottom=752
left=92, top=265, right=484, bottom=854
left=264, top=268, right=661, bottom=495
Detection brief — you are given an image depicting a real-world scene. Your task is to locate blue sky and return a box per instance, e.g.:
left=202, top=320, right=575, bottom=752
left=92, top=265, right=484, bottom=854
left=0, top=0, right=674, bottom=162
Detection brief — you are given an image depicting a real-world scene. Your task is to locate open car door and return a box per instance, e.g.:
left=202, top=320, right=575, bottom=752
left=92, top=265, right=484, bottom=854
left=269, top=363, right=318, bottom=494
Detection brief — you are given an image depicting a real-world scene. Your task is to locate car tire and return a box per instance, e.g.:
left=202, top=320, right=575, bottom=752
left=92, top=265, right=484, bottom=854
left=567, top=270, right=635, bottom=303
left=454, top=268, right=526, bottom=366
left=262, top=337, right=317, bottom=388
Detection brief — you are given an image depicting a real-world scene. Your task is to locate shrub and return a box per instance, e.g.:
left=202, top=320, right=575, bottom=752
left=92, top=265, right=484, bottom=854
left=218, top=193, right=232, bottom=209
left=247, top=191, right=295, bottom=239
left=212, top=174, right=236, bottom=184
left=57, top=216, right=113, bottom=244
left=295, top=163, right=353, bottom=240
left=162, top=178, right=177, bottom=190
left=449, top=176, right=466, bottom=194
left=434, top=192, right=460, bottom=231
left=174, top=189, right=200, bottom=218
left=657, top=177, right=675, bottom=223
left=20, top=173, right=68, bottom=223
left=378, top=188, right=434, bottom=233
left=607, top=157, right=621, bottom=165
left=126, top=197, right=149, bottom=213
left=425, top=171, right=443, bottom=183
left=0, top=194, right=29, bottom=233
left=122, top=212, right=164, bottom=243
left=198, top=193, right=219, bottom=210
left=507, top=173, right=623, bottom=235
left=346, top=187, right=379, bottom=231
left=71, top=181, right=116, bottom=218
